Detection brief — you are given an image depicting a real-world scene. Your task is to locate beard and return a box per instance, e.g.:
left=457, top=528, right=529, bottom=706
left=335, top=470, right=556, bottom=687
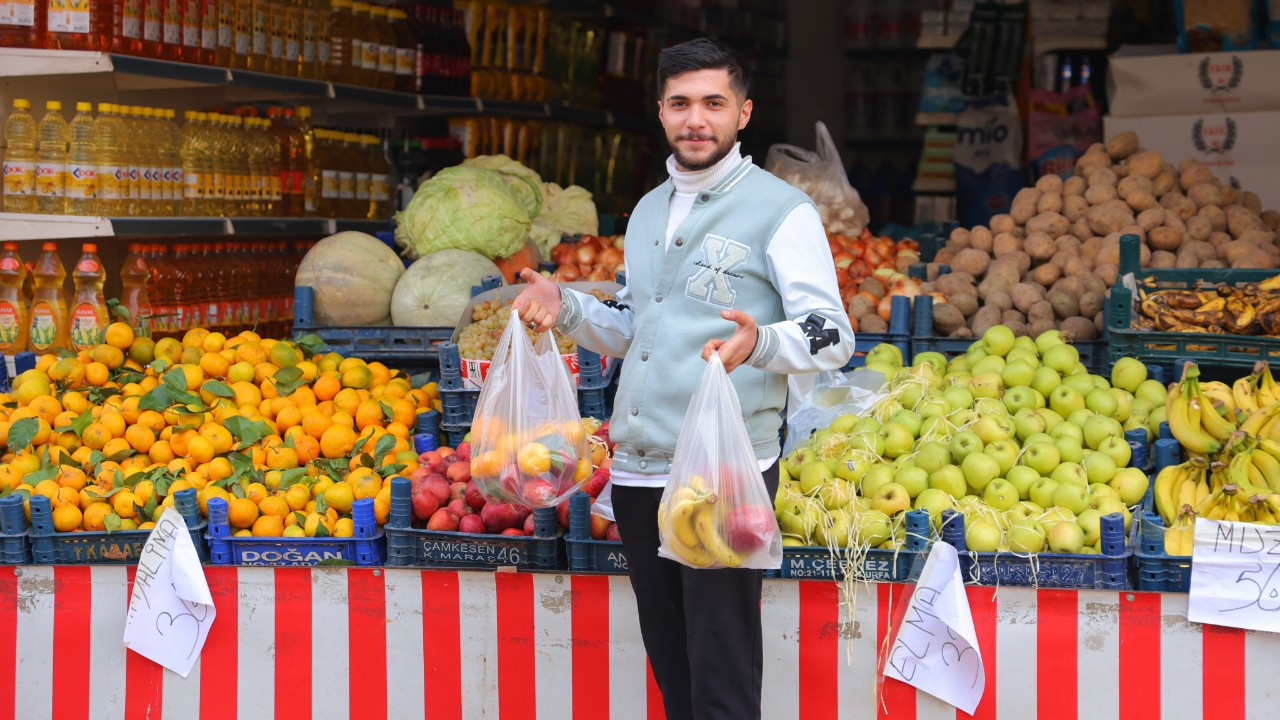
left=668, top=130, right=737, bottom=171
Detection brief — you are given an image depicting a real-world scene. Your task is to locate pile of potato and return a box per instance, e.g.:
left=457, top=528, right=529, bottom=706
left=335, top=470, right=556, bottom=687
left=923, top=131, right=1280, bottom=340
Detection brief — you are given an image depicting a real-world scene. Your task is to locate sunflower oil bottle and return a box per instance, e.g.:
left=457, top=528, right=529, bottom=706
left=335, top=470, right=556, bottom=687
left=94, top=103, right=126, bottom=215
left=179, top=110, right=203, bottom=214
left=112, top=0, right=144, bottom=54
left=301, top=0, right=319, bottom=78
left=44, top=0, right=111, bottom=50
left=65, top=101, right=98, bottom=215
left=0, top=243, right=29, bottom=354
left=142, top=0, right=162, bottom=56
left=368, top=3, right=393, bottom=89
left=315, top=128, right=335, bottom=217
left=326, top=0, right=353, bottom=83
left=163, top=108, right=183, bottom=214
left=214, top=0, right=232, bottom=65
left=265, top=0, right=283, bottom=74
left=199, top=0, right=218, bottom=63
left=311, top=0, right=328, bottom=79
left=2, top=98, right=38, bottom=214
left=0, top=0, right=45, bottom=48
left=28, top=242, right=68, bottom=353
left=296, top=105, right=316, bottom=215
left=283, top=0, right=301, bottom=76
left=336, top=131, right=356, bottom=216
left=368, top=131, right=391, bottom=220
left=181, top=0, right=201, bottom=61
left=350, top=1, right=374, bottom=86
left=119, top=242, right=151, bottom=326
left=35, top=100, right=68, bottom=214
left=69, top=242, right=107, bottom=351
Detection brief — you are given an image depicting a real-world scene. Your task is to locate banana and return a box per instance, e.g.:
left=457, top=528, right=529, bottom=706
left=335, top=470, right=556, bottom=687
left=1233, top=374, right=1260, bottom=416
left=667, top=489, right=708, bottom=549
left=1250, top=445, right=1280, bottom=492
left=666, top=533, right=717, bottom=567
left=1201, top=381, right=1237, bottom=417
left=1164, top=513, right=1195, bottom=556
left=1167, top=382, right=1224, bottom=455
left=1259, top=365, right=1280, bottom=407
left=1193, top=394, right=1237, bottom=442
left=1239, top=403, right=1280, bottom=437
left=1266, top=493, right=1280, bottom=518
left=1154, top=463, right=1186, bottom=524
left=1176, top=471, right=1199, bottom=516
left=1196, top=487, right=1226, bottom=517
left=693, top=508, right=744, bottom=567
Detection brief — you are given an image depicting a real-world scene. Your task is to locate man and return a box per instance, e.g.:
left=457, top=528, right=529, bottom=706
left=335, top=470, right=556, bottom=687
left=514, top=38, right=854, bottom=720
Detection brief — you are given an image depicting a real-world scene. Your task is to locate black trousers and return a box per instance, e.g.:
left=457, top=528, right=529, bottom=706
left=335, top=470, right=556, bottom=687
left=612, top=464, right=779, bottom=720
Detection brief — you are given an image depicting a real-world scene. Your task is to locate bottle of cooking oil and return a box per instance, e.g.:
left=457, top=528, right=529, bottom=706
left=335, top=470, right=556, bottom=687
left=296, top=105, right=316, bottom=215
left=350, top=2, right=375, bottom=86
left=388, top=7, right=414, bottom=93
left=311, top=0, right=329, bottom=80
left=326, top=0, right=351, bottom=83
left=205, top=113, right=226, bottom=214
left=94, top=103, right=124, bottom=215
left=27, top=242, right=68, bottom=353
left=369, top=4, right=394, bottom=90
left=182, top=0, right=203, bottom=62
left=300, top=0, right=318, bottom=78
left=354, top=133, right=371, bottom=213
left=215, top=0, right=234, bottom=65
left=69, top=243, right=107, bottom=351
left=266, top=0, right=284, bottom=74
left=231, top=0, right=249, bottom=67
left=180, top=110, right=203, bottom=214
left=120, top=243, right=151, bottom=326
left=44, top=0, right=110, bottom=51
left=64, top=102, right=98, bottom=215
left=2, top=98, right=38, bottom=214
left=336, top=131, right=356, bottom=216
left=164, top=108, right=182, bottom=215
left=143, top=0, right=163, bottom=57
left=36, top=100, right=68, bottom=215
left=224, top=115, right=245, bottom=216
left=125, top=107, right=151, bottom=215
left=143, top=108, right=166, bottom=214
left=200, top=0, right=219, bottom=64
left=262, top=116, right=282, bottom=216
left=0, top=0, right=45, bottom=49
left=369, top=131, right=392, bottom=219
left=284, top=0, right=301, bottom=76
left=315, top=128, right=335, bottom=217
left=0, top=243, right=29, bottom=355
left=250, top=0, right=267, bottom=70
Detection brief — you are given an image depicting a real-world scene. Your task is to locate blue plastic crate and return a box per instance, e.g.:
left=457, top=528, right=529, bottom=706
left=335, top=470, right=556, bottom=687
left=28, top=488, right=207, bottom=564
left=439, top=340, right=612, bottom=427
left=384, top=477, right=563, bottom=570
left=0, top=495, right=29, bottom=564
left=291, top=275, right=504, bottom=368
left=781, top=510, right=931, bottom=580
left=1129, top=436, right=1192, bottom=592
left=938, top=509, right=1130, bottom=589
left=911, top=294, right=1109, bottom=372
left=205, top=496, right=385, bottom=566
left=566, top=492, right=627, bottom=574
left=843, top=295, right=912, bottom=371
left=0, top=352, right=36, bottom=393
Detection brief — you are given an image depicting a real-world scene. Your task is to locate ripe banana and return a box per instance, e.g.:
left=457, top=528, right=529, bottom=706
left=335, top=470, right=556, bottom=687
left=1201, top=381, right=1237, bottom=418
left=1239, top=403, right=1280, bottom=437
left=693, top=508, right=744, bottom=568
left=668, top=490, right=707, bottom=549
left=1233, top=373, right=1260, bottom=416
left=1183, top=364, right=1237, bottom=442
left=1153, top=463, right=1186, bottom=525
left=1163, top=512, right=1195, bottom=556
left=1167, top=380, right=1224, bottom=455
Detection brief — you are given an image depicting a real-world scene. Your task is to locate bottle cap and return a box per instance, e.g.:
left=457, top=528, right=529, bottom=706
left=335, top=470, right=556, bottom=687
left=184, top=110, right=197, bottom=120
left=12, top=99, right=29, bottom=110
left=45, top=100, right=61, bottom=111
left=42, top=242, right=57, bottom=252
left=76, top=102, right=92, bottom=112
left=83, top=243, right=97, bottom=253
left=331, top=0, right=351, bottom=7
left=97, top=102, right=112, bottom=113
left=370, top=4, right=385, bottom=15
left=389, top=8, right=406, bottom=19
left=166, top=109, right=175, bottom=119
left=3, top=242, right=17, bottom=251
left=352, top=1, right=369, bottom=10
left=297, top=106, right=311, bottom=118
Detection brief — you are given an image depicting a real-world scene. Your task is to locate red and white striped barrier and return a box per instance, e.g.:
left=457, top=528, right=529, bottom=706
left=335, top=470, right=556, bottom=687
left=0, top=565, right=1277, bottom=719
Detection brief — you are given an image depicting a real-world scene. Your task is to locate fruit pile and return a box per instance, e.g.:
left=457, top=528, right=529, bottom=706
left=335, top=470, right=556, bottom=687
left=545, top=234, right=626, bottom=282
left=0, top=323, right=441, bottom=539
left=776, top=326, right=1163, bottom=558
left=456, top=290, right=614, bottom=361
left=660, top=474, right=777, bottom=568
left=1156, top=362, right=1280, bottom=554
left=832, top=229, right=928, bottom=334
left=1135, top=274, right=1280, bottom=335
left=407, top=419, right=615, bottom=537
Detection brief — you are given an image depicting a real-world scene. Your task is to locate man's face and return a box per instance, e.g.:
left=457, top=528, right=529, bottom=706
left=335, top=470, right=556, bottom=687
left=658, top=68, right=752, bottom=172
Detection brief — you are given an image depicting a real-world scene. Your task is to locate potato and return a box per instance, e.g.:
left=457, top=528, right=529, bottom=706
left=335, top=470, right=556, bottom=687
left=1019, top=232, right=1051, bottom=261
left=1152, top=170, right=1176, bottom=196
left=1263, top=210, right=1280, bottom=231
left=1136, top=207, right=1165, bottom=232
left=1046, top=289, right=1079, bottom=320
left=1223, top=240, right=1259, bottom=264
left=1148, top=226, right=1182, bottom=252
left=1095, top=263, right=1119, bottom=286
left=861, top=315, right=889, bottom=333
left=1055, top=234, right=1082, bottom=254
left=998, top=251, right=1032, bottom=276
left=949, top=227, right=971, bottom=246
left=1029, top=318, right=1058, bottom=337
left=1072, top=217, right=1092, bottom=241
left=1193, top=240, right=1220, bottom=263
left=934, top=248, right=956, bottom=265
left=1027, top=212, right=1070, bottom=237
left=1028, top=300, right=1055, bottom=324
left=1227, top=205, right=1266, bottom=238
left=969, top=305, right=1003, bottom=336
left=1232, top=252, right=1276, bottom=269
left=1244, top=191, right=1263, bottom=214
left=1179, top=162, right=1214, bottom=189
left=1001, top=309, right=1026, bottom=325
left=1185, top=214, right=1213, bottom=242
left=951, top=248, right=990, bottom=277
left=1140, top=241, right=1152, bottom=266
left=1163, top=213, right=1187, bottom=233
left=1063, top=176, right=1086, bottom=197
left=936, top=271, right=977, bottom=297
left=950, top=327, right=974, bottom=339
left=970, top=226, right=994, bottom=253
left=987, top=291, right=1014, bottom=312
left=1175, top=248, right=1200, bottom=269
left=1060, top=195, right=1087, bottom=223
left=1187, top=182, right=1222, bottom=208
left=933, top=303, right=967, bottom=335
left=1127, top=150, right=1164, bottom=179
left=1218, top=185, right=1238, bottom=206
left=1081, top=235, right=1103, bottom=257
left=1240, top=228, right=1278, bottom=249
left=1125, top=191, right=1158, bottom=212
left=1084, top=183, right=1118, bottom=205
left=990, top=214, right=1018, bottom=235
left=1087, top=167, right=1118, bottom=188
left=847, top=294, right=876, bottom=318
left=1066, top=256, right=1091, bottom=278
left=1150, top=250, right=1177, bottom=268
left=1076, top=151, right=1112, bottom=178
left=1087, top=201, right=1136, bottom=236
left=1106, top=131, right=1139, bottom=160
left=993, top=232, right=1021, bottom=257
left=1036, top=192, right=1063, bottom=215
left=1061, top=315, right=1098, bottom=341
left=1079, top=273, right=1107, bottom=296
left=1097, top=236, right=1121, bottom=266
left=1010, top=188, right=1042, bottom=225
left=979, top=271, right=1018, bottom=299
left=1161, top=193, right=1197, bottom=221
left=1079, top=291, right=1105, bottom=318
left=1010, top=283, right=1043, bottom=313
left=1031, top=262, right=1061, bottom=286
left=1117, top=175, right=1153, bottom=198
left=1202, top=259, right=1227, bottom=268
left=1053, top=276, right=1085, bottom=299
left=950, top=292, right=979, bottom=317
left=1035, top=174, right=1064, bottom=194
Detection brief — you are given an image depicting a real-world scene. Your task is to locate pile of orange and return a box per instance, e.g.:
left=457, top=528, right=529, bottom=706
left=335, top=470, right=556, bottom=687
left=0, top=323, right=441, bottom=539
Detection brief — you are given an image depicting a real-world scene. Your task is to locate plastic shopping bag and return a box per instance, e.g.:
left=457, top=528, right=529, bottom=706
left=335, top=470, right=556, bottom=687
left=657, top=354, right=782, bottom=570
left=469, top=310, right=590, bottom=508
left=782, top=368, right=888, bottom=456
left=765, top=121, right=869, bottom=237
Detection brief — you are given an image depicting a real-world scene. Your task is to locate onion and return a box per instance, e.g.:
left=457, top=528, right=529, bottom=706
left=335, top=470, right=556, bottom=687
left=598, top=247, right=624, bottom=267
left=552, top=244, right=575, bottom=264
left=876, top=294, right=894, bottom=321
left=613, top=236, right=625, bottom=249
left=587, top=266, right=613, bottom=281
left=575, top=245, right=598, bottom=266
left=557, top=264, right=581, bottom=281
left=832, top=250, right=854, bottom=269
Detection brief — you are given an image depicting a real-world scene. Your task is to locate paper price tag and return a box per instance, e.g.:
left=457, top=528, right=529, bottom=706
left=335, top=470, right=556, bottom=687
left=1189, top=518, right=1280, bottom=632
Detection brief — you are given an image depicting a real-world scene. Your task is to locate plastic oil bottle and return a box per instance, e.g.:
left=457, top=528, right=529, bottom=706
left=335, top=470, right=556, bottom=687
left=65, top=101, right=98, bottom=215
left=199, top=0, right=218, bottom=64
left=336, top=131, right=356, bottom=216
left=296, top=105, right=317, bottom=215
left=0, top=0, right=46, bottom=48
left=368, top=130, right=391, bottom=220
left=35, top=100, right=68, bottom=215
left=311, top=0, right=329, bottom=80
left=69, top=242, right=107, bottom=351
left=326, top=0, right=353, bottom=83
left=0, top=243, right=29, bottom=355
left=44, top=0, right=110, bottom=50
left=27, top=242, right=68, bottom=352
left=350, top=1, right=375, bottom=86
left=163, top=108, right=182, bottom=215
left=111, top=0, right=144, bottom=56
left=119, top=242, right=151, bottom=327
left=265, top=0, right=284, bottom=74
left=94, top=103, right=125, bottom=215
left=369, top=3, right=393, bottom=90
left=2, top=98, right=38, bottom=214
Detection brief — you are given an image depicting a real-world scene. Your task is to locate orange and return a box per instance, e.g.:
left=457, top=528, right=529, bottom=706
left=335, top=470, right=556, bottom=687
left=200, top=351, right=229, bottom=379
left=206, top=456, right=234, bottom=481
left=265, top=445, right=299, bottom=470
left=148, top=439, right=176, bottom=464
left=98, top=410, right=126, bottom=438
left=329, top=410, right=354, bottom=430
left=323, top=481, right=355, bottom=514
left=294, top=435, right=320, bottom=463
left=135, top=410, right=166, bottom=433
left=89, top=344, right=123, bottom=370
left=332, top=518, right=354, bottom=537
left=28, top=394, right=62, bottom=423
left=312, top=374, right=341, bottom=402
left=186, top=436, right=215, bottom=464
left=319, top=425, right=357, bottom=459
left=347, top=468, right=382, bottom=501
left=385, top=421, right=410, bottom=440
left=259, top=495, right=289, bottom=519
left=274, top=404, right=302, bottom=433
left=55, top=465, right=88, bottom=491
left=181, top=327, right=210, bottom=349
left=199, top=424, right=234, bottom=454
left=133, top=479, right=155, bottom=504
left=251, top=514, right=284, bottom=536
left=101, top=438, right=131, bottom=458
left=52, top=504, right=82, bottom=532
left=284, top=484, right=311, bottom=511
left=303, top=511, right=334, bottom=537
left=197, top=485, right=231, bottom=516
left=201, top=331, right=227, bottom=353
left=113, top=490, right=139, bottom=518
left=301, top=410, right=333, bottom=439
left=373, top=486, right=391, bottom=524
left=168, top=428, right=197, bottom=457
left=231, top=381, right=262, bottom=409
left=82, top=502, right=112, bottom=531
left=104, top=321, right=135, bottom=350
left=234, top=342, right=267, bottom=366
left=355, top=400, right=384, bottom=430
left=128, top=336, right=155, bottom=364
left=61, top=390, right=91, bottom=415
left=124, top=424, right=155, bottom=453
left=227, top=497, right=259, bottom=529
left=333, top=388, right=361, bottom=414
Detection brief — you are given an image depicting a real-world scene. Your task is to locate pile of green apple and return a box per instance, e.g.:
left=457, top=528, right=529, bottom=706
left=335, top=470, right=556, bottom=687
left=775, top=326, right=1166, bottom=556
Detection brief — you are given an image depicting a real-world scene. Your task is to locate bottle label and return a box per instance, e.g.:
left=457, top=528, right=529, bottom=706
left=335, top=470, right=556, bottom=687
left=321, top=169, right=337, bottom=199
left=155, top=166, right=171, bottom=200
left=47, top=0, right=90, bottom=33
left=269, top=34, right=282, bottom=59
left=318, top=35, right=330, bottom=64
left=122, top=0, right=142, bottom=38
left=302, top=14, right=315, bottom=62
left=396, top=48, right=415, bottom=77
left=270, top=174, right=281, bottom=201
left=66, top=164, right=97, bottom=199
left=172, top=166, right=183, bottom=190
left=371, top=173, right=390, bottom=201
left=252, top=8, right=265, bottom=54
left=126, top=166, right=140, bottom=199
left=183, top=0, right=200, bottom=47
left=360, top=40, right=377, bottom=71
left=28, top=301, right=59, bottom=351
left=355, top=171, right=370, bottom=201
left=36, top=162, right=64, bottom=198
left=337, top=171, right=354, bottom=200
left=0, top=301, right=21, bottom=353
left=2, top=0, right=35, bottom=27
left=302, top=38, right=315, bottom=63
left=144, top=0, right=162, bottom=41
left=378, top=44, right=395, bottom=74
left=2, top=160, right=35, bottom=197
left=163, top=0, right=180, bottom=44
left=286, top=38, right=299, bottom=62
left=138, top=167, right=152, bottom=200
left=71, top=303, right=103, bottom=351
left=350, top=38, right=363, bottom=69
left=234, top=29, right=247, bottom=54
left=216, top=0, right=232, bottom=48
left=96, top=164, right=120, bottom=200
left=201, top=0, right=216, bottom=48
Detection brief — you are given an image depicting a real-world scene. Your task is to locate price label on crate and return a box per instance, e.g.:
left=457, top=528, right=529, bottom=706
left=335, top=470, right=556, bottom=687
left=882, top=543, right=985, bottom=714
left=122, top=508, right=217, bottom=677
left=1189, top=518, right=1280, bottom=633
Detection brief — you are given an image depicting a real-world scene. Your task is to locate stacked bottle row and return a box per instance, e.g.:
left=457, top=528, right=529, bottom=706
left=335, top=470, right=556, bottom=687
left=0, top=0, right=470, bottom=96
left=0, top=242, right=116, bottom=354
left=2, top=99, right=393, bottom=219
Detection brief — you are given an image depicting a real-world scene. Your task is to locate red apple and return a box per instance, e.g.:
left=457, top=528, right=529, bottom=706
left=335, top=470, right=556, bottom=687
left=418, top=450, right=445, bottom=474
left=443, top=454, right=460, bottom=468
left=480, top=502, right=524, bottom=533
left=500, top=527, right=525, bottom=537
left=593, top=421, right=612, bottom=450
left=454, top=441, right=471, bottom=462
left=521, top=479, right=556, bottom=507
left=446, top=498, right=470, bottom=517
left=426, top=507, right=459, bottom=532
left=436, top=446, right=454, bottom=458
left=556, top=501, right=571, bottom=529
left=446, top=461, right=471, bottom=484
left=423, top=476, right=450, bottom=506
left=605, top=523, right=621, bottom=542
left=589, top=513, right=611, bottom=540
left=411, top=482, right=441, bottom=521
left=584, top=467, right=610, bottom=498
left=523, top=514, right=536, bottom=535
left=465, top=481, right=488, bottom=511
left=458, top=514, right=486, bottom=534
left=723, top=505, right=777, bottom=553
left=449, top=481, right=467, bottom=502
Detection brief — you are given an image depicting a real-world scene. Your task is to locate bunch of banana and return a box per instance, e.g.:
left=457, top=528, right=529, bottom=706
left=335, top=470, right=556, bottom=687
left=1135, top=275, right=1280, bottom=335
left=1153, top=457, right=1210, bottom=526
left=1163, top=510, right=1196, bottom=556
left=659, top=478, right=745, bottom=568
left=1166, top=362, right=1233, bottom=455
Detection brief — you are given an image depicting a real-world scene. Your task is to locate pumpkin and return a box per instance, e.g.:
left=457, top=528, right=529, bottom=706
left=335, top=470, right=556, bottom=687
left=391, top=249, right=503, bottom=327
left=295, top=231, right=405, bottom=326
left=493, top=240, right=541, bottom=284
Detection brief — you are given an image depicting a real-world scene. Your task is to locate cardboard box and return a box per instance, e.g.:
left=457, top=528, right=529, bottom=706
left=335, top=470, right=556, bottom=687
left=1103, top=111, right=1280, bottom=211
left=1108, top=46, right=1280, bottom=117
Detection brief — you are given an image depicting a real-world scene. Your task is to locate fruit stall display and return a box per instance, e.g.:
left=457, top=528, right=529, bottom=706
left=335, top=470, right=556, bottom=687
left=833, top=229, right=928, bottom=334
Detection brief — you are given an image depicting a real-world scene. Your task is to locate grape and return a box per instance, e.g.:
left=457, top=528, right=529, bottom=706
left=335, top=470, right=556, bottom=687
left=456, top=293, right=615, bottom=361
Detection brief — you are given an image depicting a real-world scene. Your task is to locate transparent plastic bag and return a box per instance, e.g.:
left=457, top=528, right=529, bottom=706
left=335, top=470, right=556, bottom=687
left=657, top=354, right=782, bottom=570
left=469, top=310, right=590, bottom=508
left=590, top=479, right=614, bottom=521
left=765, top=121, right=870, bottom=237
left=783, top=368, right=888, bottom=455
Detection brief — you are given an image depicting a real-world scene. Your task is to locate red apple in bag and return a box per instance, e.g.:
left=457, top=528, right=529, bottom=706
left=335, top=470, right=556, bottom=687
left=723, top=505, right=777, bottom=553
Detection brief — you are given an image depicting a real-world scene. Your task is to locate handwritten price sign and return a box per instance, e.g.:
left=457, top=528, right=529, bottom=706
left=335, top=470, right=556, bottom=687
left=122, top=508, right=217, bottom=677
left=1189, top=518, right=1280, bottom=632
left=883, top=543, right=985, bottom=714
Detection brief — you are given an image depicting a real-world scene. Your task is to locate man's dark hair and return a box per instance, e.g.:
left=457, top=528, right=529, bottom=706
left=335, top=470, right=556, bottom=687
left=656, top=38, right=750, bottom=100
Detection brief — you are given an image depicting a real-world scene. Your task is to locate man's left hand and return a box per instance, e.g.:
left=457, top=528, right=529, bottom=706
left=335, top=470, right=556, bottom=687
left=701, top=309, right=758, bottom=372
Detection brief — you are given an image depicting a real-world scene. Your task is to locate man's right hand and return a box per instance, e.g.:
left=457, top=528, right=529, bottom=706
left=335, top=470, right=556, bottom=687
left=512, top=268, right=563, bottom=331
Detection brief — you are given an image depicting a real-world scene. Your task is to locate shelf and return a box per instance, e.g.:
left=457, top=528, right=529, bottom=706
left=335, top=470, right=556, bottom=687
left=918, top=35, right=961, bottom=50
left=915, top=112, right=958, bottom=126
left=0, top=213, right=391, bottom=241
left=1033, top=35, right=1108, bottom=55
left=912, top=177, right=956, bottom=194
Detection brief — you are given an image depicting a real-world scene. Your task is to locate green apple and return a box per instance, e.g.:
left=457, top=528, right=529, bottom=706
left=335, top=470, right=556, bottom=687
left=1054, top=435, right=1084, bottom=464
left=1088, top=483, right=1119, bottom=504
left=983, top=439, right=1020, bottom=476
left=1008, top=519, right=1046, bottom=553
left=1090, top=373, right=1112, bottom=390
left=1061, top=373, right=1096, bottom=396
left=899, top=383, right=926, bottom=410
left=929, top=465, right=968, bottom=499
left=1005, top=465, right=1040, bottom=499
left=1049, top=420, right=1084, bottom=443
left=965, top=517, right=1003, bottom=552
left=947, top=408, right=976, bottom=428
left=1076, top=507, right=1103, bottom=545
left=896, top=467, right=929, bottom=499
left=1051, top=461, right=1088, bottom=487
left=1021, top=441, right=1061, bottom=475
left=1007, top=500, right=1045, bottom=524
left=914, top=351, right=947, bottom=374
left=943, top=386, right=975, bottom=411
left=783, top=447, right=811, bottom=479
left=1006, top=349, right=1041, bottom=371
left=799, top=461, right=834, bottom=495
left=914, top=487, right=955, bottom=529
left=776, top=498, right=809, bottom=537
left=853, top=417, right=883, bottom=434
left=972, top=415, right=1015, bottom=444
left=1048, top=520, right=1086, bottom=553
left=1147, top=406, right=1167, bottom=437
left=829, top=413, right=859, bottom=434
left=1001, top=359, right=1036, bottom=388
left=1136, top=379, right=1168, bottom=407
left=850, top=431, right=885, bottom=456
left=1034, top=329, right=1066, bottom=355
left=947, top=356, right=971, bottom=375
left=1036, top=407, right=1065, bottom=430
left=890, top=410, right=923, bottom=437
left=918, top=396, right=951, bottom=420
left=968, top=371, right=1004, bottom=399
left=1038, top=506, right=1076, bottom=530
left=1013, top=335, right=1039, bottom=356
left=1003, top=386, right=1038, bottom=414
left=949, top=431, right=984, bottom=463
left=1108, top=467, right=1150, bottom=506
left=835, top=456, right=868, bottom=485
left=1013, top=407, right=1047, bottom=442
left=982, top=477, right=1020, bottom=511
left=1085, top=387, right=1118, bottom=418
left=1049, top=386, right=1086, bottom=417
left=1052, top=483, right=1090, bottom=515
left=972, top=355, right=1007, bottom=377
left=1031, top=366, right=1062, bottom=398
left=982, top=325, right=1017, bottom=357
left=814, top=510, right=852, bottom=547
left=1043, top=343, right=1080, bottom=374
left=961, top=451, right=1001, bottom=491
left=1023, top=432, right=1054, bottom=447
left=1110, top=359, right=1147, bottom=396
left=860, top=464, right=895, bottom=498
left=914, top=441, right=952, bottom=475
left=1066, top=408, right=1094, bottom=428
left=1108, top=388, right=1133, bottom=422
left=1097, top=435, right=1133, bottom=469
left=855, top=510, right=893, bottom=546
left=1083, top=414, right=1124, bottom=451
left=865, top=343, right=904, bottom=369
left=818, top=478, right=853, bottom=510
left=880, top=422, right=916, bottom=458
left=1082, top=451, right=1118, bottom=484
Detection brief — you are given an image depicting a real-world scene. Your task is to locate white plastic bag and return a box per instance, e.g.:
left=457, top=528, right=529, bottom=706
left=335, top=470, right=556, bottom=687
left=657, top=354, right=782, bottom=570
left=766, top=121, right=870, bottom=236
left=469, top=310, right=590, bottom=508
left=783, top=368, right=888, bottom=455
